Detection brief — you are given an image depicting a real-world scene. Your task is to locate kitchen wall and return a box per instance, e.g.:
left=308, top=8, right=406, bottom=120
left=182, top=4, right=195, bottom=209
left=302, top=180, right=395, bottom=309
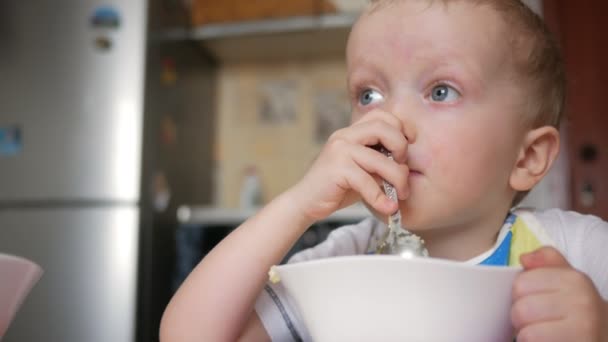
left=214, top=57, right=349, bottom=207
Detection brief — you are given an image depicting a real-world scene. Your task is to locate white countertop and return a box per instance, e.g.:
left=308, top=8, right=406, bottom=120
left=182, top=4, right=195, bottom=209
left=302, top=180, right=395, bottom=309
left=177, top=203, right=370, bottom=225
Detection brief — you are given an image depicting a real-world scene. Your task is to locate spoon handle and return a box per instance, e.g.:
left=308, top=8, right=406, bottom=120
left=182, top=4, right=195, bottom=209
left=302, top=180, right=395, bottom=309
left=376, top=146, right=402, bottom=232
left=374, top=144, right=429, bottom=257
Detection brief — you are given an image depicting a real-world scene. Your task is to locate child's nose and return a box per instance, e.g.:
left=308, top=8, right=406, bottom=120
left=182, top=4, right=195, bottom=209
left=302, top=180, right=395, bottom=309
left=385, top=103, right=417, bottom=144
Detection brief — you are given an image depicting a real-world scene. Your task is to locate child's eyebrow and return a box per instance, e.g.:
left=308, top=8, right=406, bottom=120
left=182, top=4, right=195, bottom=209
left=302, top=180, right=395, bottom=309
left=347, top=63, right=388, bottom=89
left=417, top=52, right=486, bottom=90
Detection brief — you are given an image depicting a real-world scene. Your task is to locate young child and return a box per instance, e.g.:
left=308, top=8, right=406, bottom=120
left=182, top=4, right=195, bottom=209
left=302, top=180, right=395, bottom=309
left=160, top=0, right=608, bottom=341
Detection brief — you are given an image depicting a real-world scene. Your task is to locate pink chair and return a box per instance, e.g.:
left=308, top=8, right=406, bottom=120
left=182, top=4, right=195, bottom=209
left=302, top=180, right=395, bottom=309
left=0, top=254, right=42, bottom=338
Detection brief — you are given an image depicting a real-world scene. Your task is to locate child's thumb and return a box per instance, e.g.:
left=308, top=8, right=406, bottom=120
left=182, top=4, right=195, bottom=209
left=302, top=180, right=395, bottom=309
left=520, top=246, right=570, bottom=270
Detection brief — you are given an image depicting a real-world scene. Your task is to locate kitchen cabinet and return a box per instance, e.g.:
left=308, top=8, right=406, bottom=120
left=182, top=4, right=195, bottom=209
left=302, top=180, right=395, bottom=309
left=544, top=0, right=608, bottom=219
left=190, top=0, right=338, bottom=26
left=156, top=1, right=366, bottom=62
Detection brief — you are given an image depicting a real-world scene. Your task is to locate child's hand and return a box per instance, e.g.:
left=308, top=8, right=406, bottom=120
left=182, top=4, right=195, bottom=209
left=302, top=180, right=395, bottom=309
left=291, top=110, right=410, bottom=221
left=511, top=247, right=608, bottom=341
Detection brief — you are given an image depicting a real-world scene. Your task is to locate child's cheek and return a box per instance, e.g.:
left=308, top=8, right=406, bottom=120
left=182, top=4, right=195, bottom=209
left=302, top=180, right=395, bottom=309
left=415, top=148, right=433, bottom=172
left=423, top=135, right=454, bottom=175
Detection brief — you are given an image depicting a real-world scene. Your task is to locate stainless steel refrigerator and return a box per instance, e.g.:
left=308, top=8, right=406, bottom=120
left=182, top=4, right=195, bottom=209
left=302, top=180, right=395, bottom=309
left=0, top=1, right=147, bottom=341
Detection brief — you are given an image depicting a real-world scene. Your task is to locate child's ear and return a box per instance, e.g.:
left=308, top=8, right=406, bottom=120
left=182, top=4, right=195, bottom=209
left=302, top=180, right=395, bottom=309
left=509, top=126, right=560, bottom=192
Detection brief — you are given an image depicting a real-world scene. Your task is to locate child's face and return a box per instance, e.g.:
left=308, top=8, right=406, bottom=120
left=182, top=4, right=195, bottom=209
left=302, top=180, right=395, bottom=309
left=347, top=1, right=529, bottom=233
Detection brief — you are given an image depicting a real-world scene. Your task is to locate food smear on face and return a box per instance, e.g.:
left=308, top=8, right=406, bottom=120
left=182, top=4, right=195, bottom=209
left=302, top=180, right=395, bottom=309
left=268, top=266, right=281, bottom=284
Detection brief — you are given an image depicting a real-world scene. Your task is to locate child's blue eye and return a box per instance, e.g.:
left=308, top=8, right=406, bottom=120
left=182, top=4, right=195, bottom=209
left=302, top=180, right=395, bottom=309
left=359, top=89, right=384, bottom=106
left=430, top=84, right=460, bottom=102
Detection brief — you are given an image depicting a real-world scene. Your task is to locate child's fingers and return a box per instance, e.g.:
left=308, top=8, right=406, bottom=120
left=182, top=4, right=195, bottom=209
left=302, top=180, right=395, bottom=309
left=520, top=247, right=571, bottom=270
left=512, top=269, right=606, bottom=342
left=349, top=144, right=410, bottom=200
left=516, top=320, right=574, bottom=342
left=352, top=108, right=404, bottom=131
left=342, top=163, right=397, bottom=215
left=335, top=112, right=408, bottom=163
left=511, top=292, right=564, bottom=332
left=513, top=268, right=565, bottom=299
left=333, top=121, right=408, bottom=164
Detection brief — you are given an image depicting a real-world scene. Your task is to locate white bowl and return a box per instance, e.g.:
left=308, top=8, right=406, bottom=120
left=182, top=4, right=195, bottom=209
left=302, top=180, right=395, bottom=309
left=274, top=255, right=521, bottom=342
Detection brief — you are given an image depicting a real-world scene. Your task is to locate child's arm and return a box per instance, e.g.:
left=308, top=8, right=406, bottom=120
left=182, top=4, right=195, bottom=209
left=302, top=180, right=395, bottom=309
left=159, top=110, right=409, bottom=341
left=159, top=190, right=314, bottom=341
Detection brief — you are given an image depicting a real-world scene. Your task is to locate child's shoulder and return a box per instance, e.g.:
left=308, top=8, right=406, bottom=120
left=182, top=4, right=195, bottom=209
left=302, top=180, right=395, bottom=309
left=515, top=207, right=608, bottom=269
left=516, top=207, right=608, bottom=299
left=516, top=207, right=607, bottom=231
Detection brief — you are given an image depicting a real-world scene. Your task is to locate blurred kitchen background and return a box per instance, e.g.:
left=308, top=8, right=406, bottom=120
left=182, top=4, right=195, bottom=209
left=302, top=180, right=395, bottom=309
left=0, top=0, right=605, bottom=341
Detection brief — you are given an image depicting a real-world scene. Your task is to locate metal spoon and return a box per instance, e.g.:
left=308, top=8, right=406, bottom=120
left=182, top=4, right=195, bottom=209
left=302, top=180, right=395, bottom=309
left=374, top=146, right=429, bottom=258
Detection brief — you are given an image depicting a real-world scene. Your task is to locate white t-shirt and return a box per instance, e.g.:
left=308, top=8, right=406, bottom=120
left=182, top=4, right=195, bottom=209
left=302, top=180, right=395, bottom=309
left=255, top=208, right=608, bottom=342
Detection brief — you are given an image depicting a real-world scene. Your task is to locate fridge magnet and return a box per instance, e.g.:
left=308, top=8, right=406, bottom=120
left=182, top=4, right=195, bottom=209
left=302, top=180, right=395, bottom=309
left=91, top=6, right=122, bottom=29
left=160, top=115, right=178, bottom=146
left=257, top=80, right=298, bottom=124
left=161, top=58, right=178, bottom=86
left=0, top=125, right=22, bottom=157
left=94, top=36, right=113, bottom=51
left=313, top=88, right=351, bottom=144
left=152, top=171, right=171, bottom=212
